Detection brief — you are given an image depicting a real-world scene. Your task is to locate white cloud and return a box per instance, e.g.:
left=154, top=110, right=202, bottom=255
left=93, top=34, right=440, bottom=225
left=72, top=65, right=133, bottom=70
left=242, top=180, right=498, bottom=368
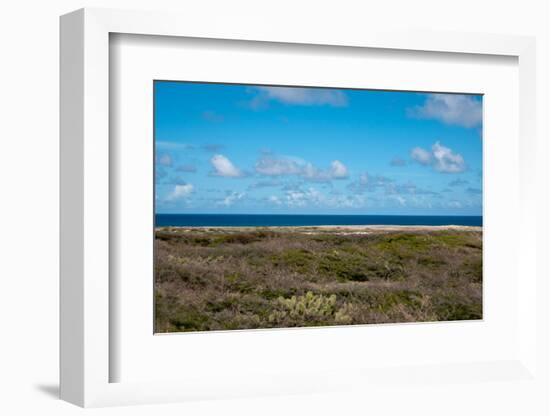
left=301, top=163, right=333, bottom=182
left=322, top=193, right=367, bottom=209
left=357, top=173, right=369, bottom=186
left=389, top=182, right=439, bottom=196
left=409, top=94, right=482, bottom=128
left=333, top=194, right=367, bottom=208
left=285, top=188, right=323, bottom=207
left=410, top=142, right=466, bottom=173
left=347, top=172, right=393, bottom=193
left=302, top=163, right=317, bottom=179
left=210, top=154, right=243, bottom=177
left=267, top=195, right=282, bottom=205
left=255, top=154, right=349, bottom=182
left=410, top=147, right=432, bottom=165
left=329, top=160, right=349, bottom=179
left=219, top=191, right=245, bottom=206
left=166, top=183, right=194, bottom=201
left=431, top=142, right=466, bottom=173
left=285, top=190, right=310, bottom=207
left=255, top=155, right=303, bottom=176
left=446, top=200, right=463, bottom=209
left=281, top=187, right=367, bottom=209
left=391, top=195, right=406, bottom=206
left=252, top=86, right=348, bottom=107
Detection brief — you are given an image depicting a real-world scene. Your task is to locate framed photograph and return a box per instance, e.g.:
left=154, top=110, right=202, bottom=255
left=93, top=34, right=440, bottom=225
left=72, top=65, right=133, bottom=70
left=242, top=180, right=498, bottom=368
left=60, top=8, right=538, bottom=408
left=152, top=80, right=484, bottom=334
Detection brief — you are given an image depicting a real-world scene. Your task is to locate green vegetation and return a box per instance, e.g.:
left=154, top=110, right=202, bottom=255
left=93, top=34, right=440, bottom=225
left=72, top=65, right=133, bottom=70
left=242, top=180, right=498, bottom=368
left=155, top=227, right=482, bottom=332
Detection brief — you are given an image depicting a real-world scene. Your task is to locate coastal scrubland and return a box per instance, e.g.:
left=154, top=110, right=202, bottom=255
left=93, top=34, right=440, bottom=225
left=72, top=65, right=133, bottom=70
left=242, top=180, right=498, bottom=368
left=154, top=226, right=482, bottom=332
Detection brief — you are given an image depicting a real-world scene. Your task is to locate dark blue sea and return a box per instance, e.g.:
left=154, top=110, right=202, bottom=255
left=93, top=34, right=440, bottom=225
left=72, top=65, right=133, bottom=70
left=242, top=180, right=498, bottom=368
left=156, top=214, right=482, bottom=227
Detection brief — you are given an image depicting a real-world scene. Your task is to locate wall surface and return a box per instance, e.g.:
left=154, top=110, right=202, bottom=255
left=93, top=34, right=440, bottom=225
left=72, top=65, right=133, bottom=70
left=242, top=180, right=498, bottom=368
left=0, top=1, right=548, bottom=415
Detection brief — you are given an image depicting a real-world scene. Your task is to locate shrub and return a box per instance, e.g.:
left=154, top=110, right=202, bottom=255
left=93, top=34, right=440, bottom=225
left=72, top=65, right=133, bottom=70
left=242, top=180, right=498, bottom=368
left=334, top=303, right=356, bottom=325
left=318, top=253, right=370, bottom=281
left=270, top=249, right=315, bottom=273
left=260, top=287, right=298, bottom=300
left=417, top=257, right=446, bottom=267
left=268, top=291, right=337, bottom=325
left=374, top=233, right=433, bottom=253
left=462, top=258, right=483, bottom=283
left=154, top=228, right=483, bottom=331
left=434, top=301, right=482, bottom=321
left=377, top=290, right=423, bottom=312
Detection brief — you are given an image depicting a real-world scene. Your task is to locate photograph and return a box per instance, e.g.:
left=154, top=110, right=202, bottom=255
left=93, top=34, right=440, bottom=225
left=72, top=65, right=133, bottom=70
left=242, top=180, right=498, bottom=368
left=154, top=81, right=483, bottom=333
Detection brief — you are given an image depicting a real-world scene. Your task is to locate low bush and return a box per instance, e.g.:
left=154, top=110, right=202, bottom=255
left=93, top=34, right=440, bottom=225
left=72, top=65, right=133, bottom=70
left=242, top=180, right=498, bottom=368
left=154, top=227, right=483, bottom=331
left=268, top=292, right=337, bottom=326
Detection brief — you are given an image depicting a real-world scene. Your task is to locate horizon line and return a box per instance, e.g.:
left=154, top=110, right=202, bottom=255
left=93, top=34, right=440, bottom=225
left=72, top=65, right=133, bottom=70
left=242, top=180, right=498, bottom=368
left=156, top=213, right=482, bottom=217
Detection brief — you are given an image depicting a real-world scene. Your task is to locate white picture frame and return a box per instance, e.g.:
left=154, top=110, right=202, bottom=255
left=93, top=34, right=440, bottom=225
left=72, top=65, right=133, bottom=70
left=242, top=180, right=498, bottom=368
left=60, top=7, right=538, bottom=408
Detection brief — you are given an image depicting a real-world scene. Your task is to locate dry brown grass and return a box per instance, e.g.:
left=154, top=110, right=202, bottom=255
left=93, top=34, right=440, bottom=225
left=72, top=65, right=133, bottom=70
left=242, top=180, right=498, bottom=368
left=154, top=227, right=482, bottom=332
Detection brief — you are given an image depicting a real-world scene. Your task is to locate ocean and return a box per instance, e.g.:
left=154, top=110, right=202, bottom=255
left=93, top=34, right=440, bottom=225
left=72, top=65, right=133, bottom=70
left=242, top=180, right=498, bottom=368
left=155, top=214, right=482, bottom=227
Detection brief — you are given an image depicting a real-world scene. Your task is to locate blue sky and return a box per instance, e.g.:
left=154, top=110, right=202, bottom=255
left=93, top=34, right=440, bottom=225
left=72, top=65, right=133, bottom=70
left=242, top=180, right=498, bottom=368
left=155, top=81, right=482, bottom=215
